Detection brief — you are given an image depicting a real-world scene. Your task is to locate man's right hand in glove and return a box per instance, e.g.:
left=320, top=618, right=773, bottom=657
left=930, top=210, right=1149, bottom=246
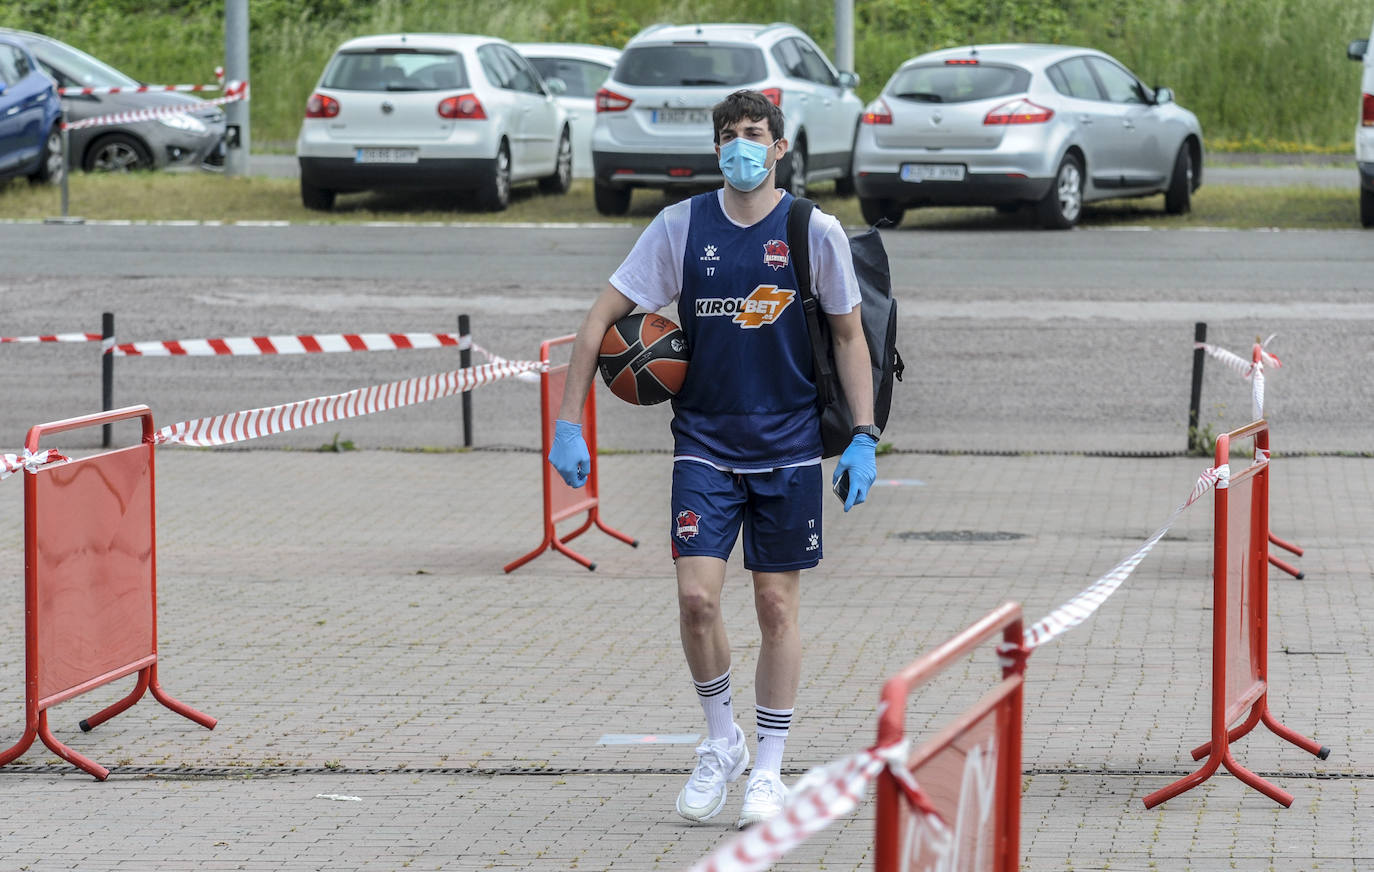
left=548, top=419, right=591, bottom=488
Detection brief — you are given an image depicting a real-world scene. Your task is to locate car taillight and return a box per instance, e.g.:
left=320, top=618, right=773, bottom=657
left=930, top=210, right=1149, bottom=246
left=1363, top=93, right=1374, bottom=126
left=760, top=87, right=782, bottom=107
left=438, top=94, right=486, bottom=119
left=596, top=88, right=633, bottom=112
left=984, top=98, right=1054, bottom=125
left=305, top=93, right=339, bottom=118
left=861, top=98, right=892, bottom=125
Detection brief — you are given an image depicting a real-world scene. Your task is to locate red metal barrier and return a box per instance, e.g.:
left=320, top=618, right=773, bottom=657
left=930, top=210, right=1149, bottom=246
left=505, top=335, right=637, bottom=573
left=1142, top=420, right=1328, bottom=809
left=0, top=405, right=215, bottom=780
left=875, top=602, right=1024, bottom=872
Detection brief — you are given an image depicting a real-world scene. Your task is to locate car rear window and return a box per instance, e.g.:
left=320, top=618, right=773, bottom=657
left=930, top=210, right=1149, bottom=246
left=322, top=49, right=468, bottom=91
left=614, top=45, right=765, bottom=87
left=887, top=63, right=1031, bottom=104
left=526, top=57, right=610, bottom=98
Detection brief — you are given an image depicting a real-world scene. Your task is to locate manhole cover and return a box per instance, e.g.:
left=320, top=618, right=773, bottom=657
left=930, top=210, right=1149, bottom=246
left=893, top=530, right=1028, bottom=542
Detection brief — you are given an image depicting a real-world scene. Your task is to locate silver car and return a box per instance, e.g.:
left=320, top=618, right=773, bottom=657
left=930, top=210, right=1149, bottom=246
left=852, top=44, right=1204, bottom=229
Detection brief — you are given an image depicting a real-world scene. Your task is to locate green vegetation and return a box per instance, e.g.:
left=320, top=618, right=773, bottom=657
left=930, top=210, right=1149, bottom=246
left=2, top=0, right=1367, bottom=149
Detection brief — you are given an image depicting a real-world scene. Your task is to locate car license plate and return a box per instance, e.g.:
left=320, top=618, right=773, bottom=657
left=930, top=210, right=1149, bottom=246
left=652, top=109, right=710, bottom=124
left=355, top=148, right=419, bottom=164
left=900, top=163, right=966, bottom=183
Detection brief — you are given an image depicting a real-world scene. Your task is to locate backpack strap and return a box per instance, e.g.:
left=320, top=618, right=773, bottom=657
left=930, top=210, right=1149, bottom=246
left=787, top=196, right=837, bottom=405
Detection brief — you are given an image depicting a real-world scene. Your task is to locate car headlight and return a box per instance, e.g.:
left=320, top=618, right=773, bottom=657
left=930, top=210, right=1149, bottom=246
left=158, top=112, right=208, bottom=133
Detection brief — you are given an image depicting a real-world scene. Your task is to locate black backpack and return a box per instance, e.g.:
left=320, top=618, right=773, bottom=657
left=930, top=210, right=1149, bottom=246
left=787, top=197, right=905, bottom=458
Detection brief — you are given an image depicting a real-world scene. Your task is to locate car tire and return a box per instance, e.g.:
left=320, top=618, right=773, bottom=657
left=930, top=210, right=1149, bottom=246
left=27, top=125, right=64, bottom=186
left=1164, top=143, right=1194, bottom=215
left=1037, top=153, right=1083, bottom=230
left=83, top=133, right=152, bottom=172
left=593, top=179, right=632, bottom=216
left=859, top=197, right=903, bottom=228
left=539, top=129, right=573, bottom=195
left=834, top=125, right=859, bottom=197
left=479, top=142, right=512, bottom=211
left=781, top=138, right=806, bottom=199
left=300, top=180, right=335, bottom=211
left=1360, top=187, right=1373, bottom=228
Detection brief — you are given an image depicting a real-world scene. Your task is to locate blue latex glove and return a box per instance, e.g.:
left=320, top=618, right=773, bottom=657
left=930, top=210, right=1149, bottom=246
left=549, top=419, right=591, bottom=488
left=833, top=433, right=878, bottom=512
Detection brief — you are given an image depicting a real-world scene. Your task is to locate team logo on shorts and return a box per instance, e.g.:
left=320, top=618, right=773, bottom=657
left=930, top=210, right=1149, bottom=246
left=763, top=239, right=789, bottom=271
left=675, top=509, right=701, bottom=541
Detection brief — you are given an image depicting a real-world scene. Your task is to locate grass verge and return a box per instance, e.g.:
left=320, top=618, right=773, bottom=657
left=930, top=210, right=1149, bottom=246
left=0, top=172, right=1361, bottom=230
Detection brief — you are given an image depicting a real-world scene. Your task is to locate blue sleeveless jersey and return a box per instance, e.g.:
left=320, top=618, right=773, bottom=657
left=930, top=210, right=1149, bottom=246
left=672, top=191, right=821, bottom=467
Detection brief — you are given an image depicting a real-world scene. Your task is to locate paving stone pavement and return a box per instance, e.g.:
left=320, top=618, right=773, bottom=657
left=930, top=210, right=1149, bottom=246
left=0, top=448, right=1369, bottom=871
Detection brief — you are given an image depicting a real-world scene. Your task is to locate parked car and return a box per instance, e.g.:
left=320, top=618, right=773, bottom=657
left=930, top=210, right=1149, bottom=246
left=1347, top=21, right=1374, bottom=228
left=297, top=33, right=572, bottom=211
left=852, top=44, right=1204, bottom=229
left=590, top=22, right=863, bottom=215
left=514, top=42, right=620, bottom=179
left=0, top=33, right=62, bottom=185
left=1, top=28, right=226, bottom=173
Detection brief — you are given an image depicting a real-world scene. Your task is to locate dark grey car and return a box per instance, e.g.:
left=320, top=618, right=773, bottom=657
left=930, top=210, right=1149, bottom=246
left=1, top=28, right=226, bottom=172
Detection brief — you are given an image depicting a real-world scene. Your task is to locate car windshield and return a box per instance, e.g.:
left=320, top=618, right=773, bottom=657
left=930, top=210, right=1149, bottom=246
left=614, top=45, right=766, bottom=87
left=888, top=63, right=1030, bottom=103
left=322, top=49, right=468, bottom=91
left=29, top=38, right=139, bottom=89
left=525, top=56, right=610, bottom=98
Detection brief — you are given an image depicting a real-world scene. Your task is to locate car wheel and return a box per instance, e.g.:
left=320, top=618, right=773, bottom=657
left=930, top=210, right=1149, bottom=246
left=84, top=133, right=152, bottom=172
left=27, top=125, right=64, bottom=185
left=859, top=196, right=903, bottom=228
left=1164, top=143, right=1194, bottom=215
left=834, top=125, right=859, bottom=197
left=1362, top=188, right=1374, bottom=228
left=479, top=142, right=512, bottom=211
left=300, top=180, right=335, bottom=211
left=539, top=129, right=573, bottom=195
left=781, top=138, right=806, bottom=199
left=1037, top=153, right=1083, bottom=230
left=593, top=179, right=632, bottom=216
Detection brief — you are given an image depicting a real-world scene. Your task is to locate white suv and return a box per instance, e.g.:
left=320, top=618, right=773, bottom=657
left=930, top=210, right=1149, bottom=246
left=1348, top=20, right=1374, bottom=227
left=590, top=22, right=863, bottom=215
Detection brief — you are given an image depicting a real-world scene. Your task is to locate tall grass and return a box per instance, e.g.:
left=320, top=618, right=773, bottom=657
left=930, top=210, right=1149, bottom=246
left=3, top=0, right=1366, bottom=149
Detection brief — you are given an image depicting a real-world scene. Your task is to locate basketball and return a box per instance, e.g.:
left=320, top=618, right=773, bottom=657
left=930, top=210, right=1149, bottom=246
left=598, top=313, right=690, bottom=405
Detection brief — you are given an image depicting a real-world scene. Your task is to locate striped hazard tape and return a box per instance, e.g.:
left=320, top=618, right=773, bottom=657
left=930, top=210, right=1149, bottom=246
left=0, top=332, right=102, bottom=344
left=63, top=80, right=248, bottom=132
left=111, top=331, right=469, bottom=357
left=153, top=358, right=542, bottom=447
left=58, top=67, right=225, bottom=96
left=0, top=449, right=69, bottom=482
left=1196, top=337, right=1280, bottom=421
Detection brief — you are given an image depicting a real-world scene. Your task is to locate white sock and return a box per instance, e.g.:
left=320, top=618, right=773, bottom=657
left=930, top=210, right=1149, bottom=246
left=694, top=670, right=736, bottom=742
left=754, top=705, right=793, bottom=774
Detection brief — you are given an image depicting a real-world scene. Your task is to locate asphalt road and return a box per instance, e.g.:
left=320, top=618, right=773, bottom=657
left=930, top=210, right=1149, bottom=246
left=2, top=223, right=1369, bottom=456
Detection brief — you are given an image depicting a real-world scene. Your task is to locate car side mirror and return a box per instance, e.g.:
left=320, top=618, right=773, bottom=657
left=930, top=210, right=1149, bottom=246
left=838, top=71, right=859, bottom=90
left=545, top=76, right=567, bottom=96
left=1154, top=86, right=1174, bottom=105
left=1349, top=39, right=1369, bottom=61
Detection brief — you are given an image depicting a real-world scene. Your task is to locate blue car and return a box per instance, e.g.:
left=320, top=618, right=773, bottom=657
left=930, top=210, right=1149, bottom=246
left=0, top=33, right=63, bottom=185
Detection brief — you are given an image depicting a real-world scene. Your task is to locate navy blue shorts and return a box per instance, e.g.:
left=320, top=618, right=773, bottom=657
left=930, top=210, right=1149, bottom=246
left=670, top=461, right=823, bottom=572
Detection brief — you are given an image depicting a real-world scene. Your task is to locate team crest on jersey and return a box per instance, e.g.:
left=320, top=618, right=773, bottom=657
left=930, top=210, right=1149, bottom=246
left=675, top=509, right=701, bottom=541
left=694, top=284, right=796, bottom=329
left=763, top=239, right=789, bottom=270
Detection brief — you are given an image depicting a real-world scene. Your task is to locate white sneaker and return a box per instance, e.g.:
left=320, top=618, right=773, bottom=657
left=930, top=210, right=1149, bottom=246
left=676, top=724, right=749, bottom=822
left=736, top=769, right=788, bottom=828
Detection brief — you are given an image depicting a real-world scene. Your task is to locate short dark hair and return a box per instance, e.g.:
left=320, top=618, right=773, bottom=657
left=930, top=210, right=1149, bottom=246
left=712, top=89, right=784, bottom=144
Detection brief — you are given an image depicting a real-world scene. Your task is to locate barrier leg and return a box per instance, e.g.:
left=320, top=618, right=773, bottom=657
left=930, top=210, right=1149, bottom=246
left=1191, top=703, right=1263, bottom=760
left=591, top=508, right=639, bottom=548
left=148, top=665, right=217, bottom=730
left=1268, top=551, right=1304, bottom=580
left=0, top=719, right=38, bottom=767
left=1260, top=705, right=1330, bottom=760
left=1269, top=532, right=1303, bottom=557
left=1142, top=747, right=1223, bottom=809
left=505, top=522, right=597, bottom=573
left=1221, top=749, right=1293, bottom=807
left=36, top=710, right=109, bottom=781
left=558, top=515, right=595, bottom=544
left=79, top=670, right=150, bottom=732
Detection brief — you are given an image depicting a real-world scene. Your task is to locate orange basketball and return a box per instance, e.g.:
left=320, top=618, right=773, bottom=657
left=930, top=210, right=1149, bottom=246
left=598, top=313, right=690, bottom=405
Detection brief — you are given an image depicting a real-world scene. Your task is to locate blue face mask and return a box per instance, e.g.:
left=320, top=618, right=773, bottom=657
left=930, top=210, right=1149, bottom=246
left=718, top=137, right=778, bottom=192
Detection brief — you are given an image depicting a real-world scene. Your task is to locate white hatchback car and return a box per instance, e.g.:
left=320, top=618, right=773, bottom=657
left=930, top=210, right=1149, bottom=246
left=589, top=22, right=863, bottom=215
left=515, top=43, right=620, bottom=179
left=1347, top=20, right=1374, bottom=227
left=297, top=33, right=571, bottom=211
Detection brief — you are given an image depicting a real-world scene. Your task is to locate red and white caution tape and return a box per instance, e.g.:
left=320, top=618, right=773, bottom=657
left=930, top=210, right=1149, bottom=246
left=687, top=741, right=943, bottom=872
left=153, top=359, right=541, bottom=447
left=1, top=449, right=69, bottom=482
left=1195, top=341, right=1281, bottom=379
left=1020, top=462, right=1228, bottom=651
left=63, top=80, right=248, bottom=132
left=58, top=67, right=226, bottom=96
left=111, top=331, right=469, bottom=357
left=0, top=332, right=101, bottom=344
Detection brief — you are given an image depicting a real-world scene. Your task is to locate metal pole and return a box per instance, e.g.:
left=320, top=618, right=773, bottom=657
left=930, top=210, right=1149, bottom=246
left=1188, top=322, right=1206, bottom=452
left=458, top=314, right=473, bottom=448
left=101, top=312, right=114, bottom=448
left=834, top=0, right=855, bottom=73
left=60, top=127, right=70, bottom=217
left=223, top=0, right=250, bottom=176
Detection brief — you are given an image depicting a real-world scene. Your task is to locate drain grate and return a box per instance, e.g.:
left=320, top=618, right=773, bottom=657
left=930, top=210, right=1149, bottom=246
left=893, top=530, right=1027, bottom=542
